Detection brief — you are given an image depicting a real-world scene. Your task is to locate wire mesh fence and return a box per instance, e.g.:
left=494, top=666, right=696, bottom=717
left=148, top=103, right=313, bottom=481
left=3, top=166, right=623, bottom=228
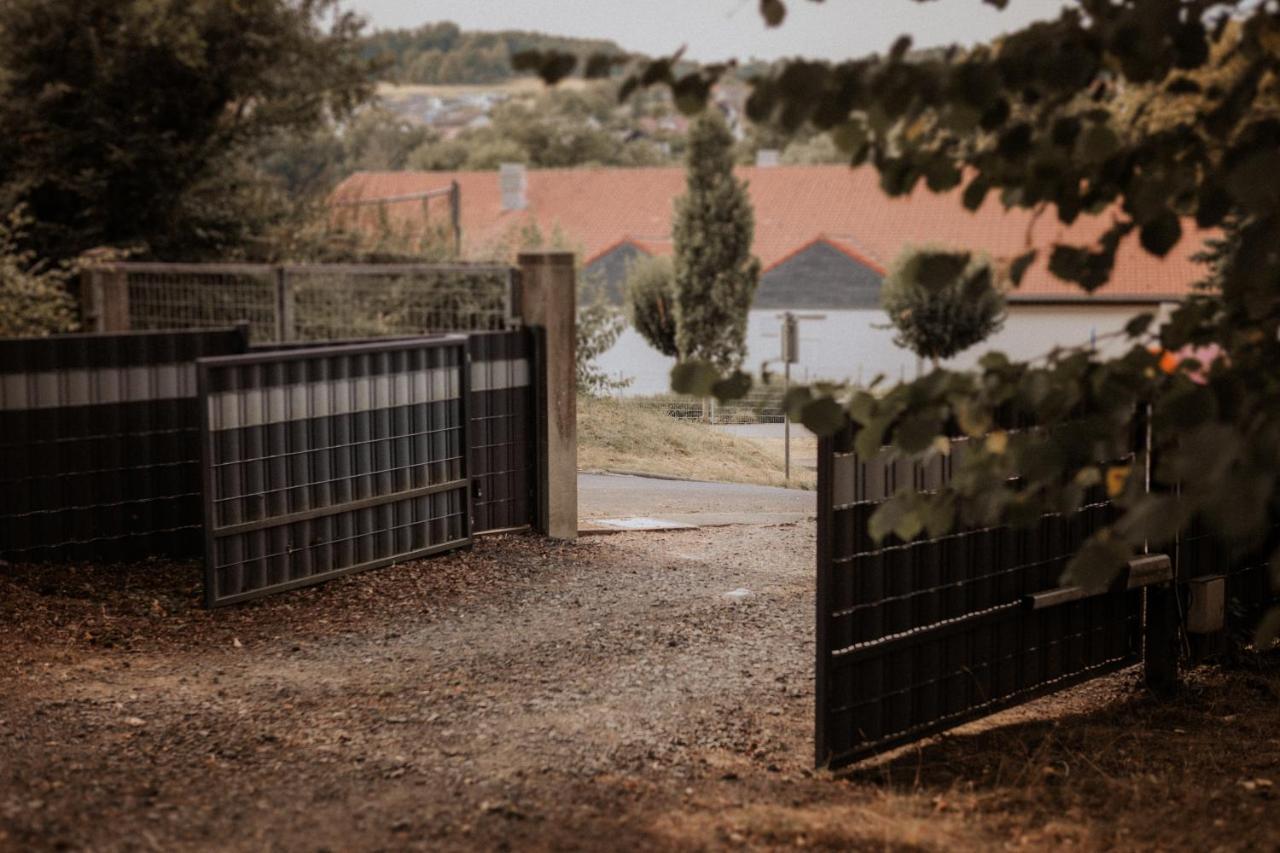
left=600, top=387, right=788, bottom=425
left=93, top=263, right=517, bottom=344
left=124, top=264, right=280, bottom=342
left=287, top=265, right=512, bottom=341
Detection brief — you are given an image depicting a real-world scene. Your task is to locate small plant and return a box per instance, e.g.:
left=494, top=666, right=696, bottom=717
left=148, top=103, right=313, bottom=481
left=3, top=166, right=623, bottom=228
left=625, top=254, right=678, bottom=358
left=0, top=207, right=78, bottom=337
left=881, top=245, right=1005, bottom=367
left=577, top=271, right=629, bottom=396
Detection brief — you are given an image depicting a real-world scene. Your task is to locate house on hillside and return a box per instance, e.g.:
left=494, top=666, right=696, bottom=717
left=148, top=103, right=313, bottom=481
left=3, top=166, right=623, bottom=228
left=331, top=164, right=1207, bottom=393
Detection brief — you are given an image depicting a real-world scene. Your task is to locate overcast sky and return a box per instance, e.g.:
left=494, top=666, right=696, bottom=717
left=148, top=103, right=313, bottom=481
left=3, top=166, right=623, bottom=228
left=343, top=1, right=1069, bottom=63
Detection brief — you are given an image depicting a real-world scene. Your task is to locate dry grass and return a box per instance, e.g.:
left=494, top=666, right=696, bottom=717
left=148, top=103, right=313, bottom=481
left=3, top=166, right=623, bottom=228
left=577, top=395, right=815, bottom=489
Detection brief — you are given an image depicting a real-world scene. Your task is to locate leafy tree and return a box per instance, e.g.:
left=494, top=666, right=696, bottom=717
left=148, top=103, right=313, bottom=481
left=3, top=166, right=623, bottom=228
left=520, top=1, right=1280, bottom=642
left=672, top=112, right=761, bottom=370
left=402, top=83, right=674, bottom=172
left=0, top=0, right=374, bottom=262
left=513, top=220, right=628, bottom=395
left=881, top=247, right=1005, bottom=366
left=363, top=23, right=626, bottom=86
left=0, top=208, right=78, bottom=337
left=625, top=255, right=679, bottom=357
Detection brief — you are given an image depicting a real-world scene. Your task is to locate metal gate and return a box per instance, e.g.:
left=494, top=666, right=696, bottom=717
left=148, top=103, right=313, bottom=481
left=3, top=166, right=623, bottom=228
left=197, top=336, right=473, bottom=606
left=815, top=424, right=1146, bottom=769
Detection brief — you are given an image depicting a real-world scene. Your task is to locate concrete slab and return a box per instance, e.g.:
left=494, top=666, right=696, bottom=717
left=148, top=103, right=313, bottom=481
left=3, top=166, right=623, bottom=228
left=578, top=472, right=815, bottom=531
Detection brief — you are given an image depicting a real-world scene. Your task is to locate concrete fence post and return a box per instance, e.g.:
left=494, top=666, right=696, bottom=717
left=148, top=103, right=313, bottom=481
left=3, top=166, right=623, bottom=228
left=80, top=266, right=131, bottom=332
left=518, top=252, right=577, bottom=540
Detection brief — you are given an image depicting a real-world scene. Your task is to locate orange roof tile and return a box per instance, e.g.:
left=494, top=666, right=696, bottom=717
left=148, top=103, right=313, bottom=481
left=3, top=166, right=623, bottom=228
left=330, top=164, right=1209, bottom=302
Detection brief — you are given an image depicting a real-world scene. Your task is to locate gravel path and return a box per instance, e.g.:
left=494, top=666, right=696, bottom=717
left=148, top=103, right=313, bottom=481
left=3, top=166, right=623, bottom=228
left=1, top=523, right=826, bottom=851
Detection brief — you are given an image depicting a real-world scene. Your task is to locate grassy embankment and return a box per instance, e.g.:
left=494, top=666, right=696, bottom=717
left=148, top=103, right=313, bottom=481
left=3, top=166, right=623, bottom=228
left=577, top=395, right=815, bottom=489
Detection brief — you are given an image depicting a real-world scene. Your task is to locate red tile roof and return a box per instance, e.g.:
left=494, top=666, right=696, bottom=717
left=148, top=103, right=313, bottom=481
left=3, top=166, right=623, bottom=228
left=330, top=164, right=1208, bottom=302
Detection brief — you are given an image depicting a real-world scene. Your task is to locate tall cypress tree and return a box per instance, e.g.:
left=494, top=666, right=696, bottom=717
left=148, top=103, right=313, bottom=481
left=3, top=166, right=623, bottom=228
left=672, top=111, right=761, bottom=371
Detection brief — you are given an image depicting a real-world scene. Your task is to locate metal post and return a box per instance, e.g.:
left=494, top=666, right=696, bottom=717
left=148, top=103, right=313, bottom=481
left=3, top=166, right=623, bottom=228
left=1145, top=583, right=1180, bottom=697
left=784, top=358, right=791, bottom=482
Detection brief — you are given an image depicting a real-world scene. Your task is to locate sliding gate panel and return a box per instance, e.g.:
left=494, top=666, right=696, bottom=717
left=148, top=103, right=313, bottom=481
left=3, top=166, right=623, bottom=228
left=198, top=337, right=472, bottom=607
left=816, top=427, right=1142, bottom=769
left=468, top=330, right=535, bottom=533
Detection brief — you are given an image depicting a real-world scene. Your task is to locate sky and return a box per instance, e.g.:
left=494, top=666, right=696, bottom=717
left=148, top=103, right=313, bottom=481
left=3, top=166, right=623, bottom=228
left=343, top=0, right=1070, bottom=63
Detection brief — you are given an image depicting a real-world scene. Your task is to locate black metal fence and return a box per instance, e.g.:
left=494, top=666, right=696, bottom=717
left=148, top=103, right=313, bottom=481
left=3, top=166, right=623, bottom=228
left=816, top=411, right=1280, bottom=769
left=2, top=325, right=541, bottom=607
left=0, top=328, right=250, bottom=563
left=816, top=423, right=1144, bottom=769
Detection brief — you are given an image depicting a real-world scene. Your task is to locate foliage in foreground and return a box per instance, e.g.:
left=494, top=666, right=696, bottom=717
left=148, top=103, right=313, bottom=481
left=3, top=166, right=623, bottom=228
left=881, top=246, right=1005, bottom=365
left=498, top=0, right=1280, bottom=644
left=0, top=208, right=78, bottom=337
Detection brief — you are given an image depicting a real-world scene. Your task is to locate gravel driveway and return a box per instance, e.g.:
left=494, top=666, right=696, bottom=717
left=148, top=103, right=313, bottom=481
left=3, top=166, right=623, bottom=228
left=1, top=522, right=824, bottom=852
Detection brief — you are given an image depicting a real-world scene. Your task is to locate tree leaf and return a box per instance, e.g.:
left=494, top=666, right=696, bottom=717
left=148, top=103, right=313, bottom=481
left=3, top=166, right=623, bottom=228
left=894, top=410, right=944, bottom=454
left=1139, top=210, right=1182, bottom=257
left=799, top=397, right=847, bottom=436
left=760, top=0, right=786, bottom=27
left=1008, top=250, right=1036, bottom=286
left=1062, top=532, right=1131, bottom=592
left=962, top=175, right=991, bottom=211
left=670, top=360, right=719, bottom=396
left=712, top=370, right=753, bottom=401
left=1124, top=312, right=1155, bottom=337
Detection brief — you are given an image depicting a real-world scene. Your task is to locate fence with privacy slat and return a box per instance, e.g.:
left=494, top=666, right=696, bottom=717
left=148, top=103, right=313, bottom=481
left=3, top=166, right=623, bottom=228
left=468, top=331, right=536, bottom=534
left=83, top=262, right=519, bottom=344
left=5, top=254, right=576, bottom=607
left=197, top=337, right=474, bottom=607
left=0, top=328, right=250, bottom=563
left=816, top=422, right=1144, bottom=769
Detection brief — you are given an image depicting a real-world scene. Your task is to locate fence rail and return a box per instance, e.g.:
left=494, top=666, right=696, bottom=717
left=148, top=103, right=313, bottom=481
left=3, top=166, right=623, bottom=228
left=83, top=262, right=520, bottom=344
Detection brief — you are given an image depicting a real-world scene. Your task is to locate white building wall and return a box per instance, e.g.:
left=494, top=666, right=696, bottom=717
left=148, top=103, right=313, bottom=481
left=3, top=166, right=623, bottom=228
left=594, top=303, right=1162, bottom=396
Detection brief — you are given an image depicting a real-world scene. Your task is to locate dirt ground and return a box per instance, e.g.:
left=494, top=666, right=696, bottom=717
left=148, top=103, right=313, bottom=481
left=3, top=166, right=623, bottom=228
left=2, top=522, right=1278, bottom=852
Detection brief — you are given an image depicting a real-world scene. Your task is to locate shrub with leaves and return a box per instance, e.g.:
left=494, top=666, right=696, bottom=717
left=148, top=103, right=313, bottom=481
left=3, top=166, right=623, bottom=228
left=577, top=273, right=629, bottom=396
left=0, top=208, right=77, bottom=337
left=625, top=254, right=679, bottom=358
left=881, top=246, right=1005, bottom=366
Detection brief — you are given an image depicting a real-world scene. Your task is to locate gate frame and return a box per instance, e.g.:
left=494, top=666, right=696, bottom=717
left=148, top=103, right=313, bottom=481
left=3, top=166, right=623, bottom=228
left=197, top=335, right=475, bottom=607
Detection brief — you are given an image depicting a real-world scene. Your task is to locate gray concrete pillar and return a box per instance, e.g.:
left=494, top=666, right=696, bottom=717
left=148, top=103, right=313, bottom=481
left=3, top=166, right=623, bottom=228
left=518, top=252, right=577, bottom=540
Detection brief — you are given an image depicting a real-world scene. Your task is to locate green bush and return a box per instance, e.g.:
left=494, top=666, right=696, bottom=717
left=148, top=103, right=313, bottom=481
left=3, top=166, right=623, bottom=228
left=625, top=254, right=678, bottom=358
left=881, top=245, right=1005, bottom=365
left=0, top=208, right=78, bottom=337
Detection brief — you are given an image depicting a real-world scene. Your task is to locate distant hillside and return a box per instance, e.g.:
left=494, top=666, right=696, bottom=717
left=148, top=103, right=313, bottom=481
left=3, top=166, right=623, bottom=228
left=361, top=22, right=631, bottom=86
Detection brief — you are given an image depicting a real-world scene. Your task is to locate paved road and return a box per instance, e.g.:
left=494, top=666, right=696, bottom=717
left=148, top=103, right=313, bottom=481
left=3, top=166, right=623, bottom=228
left=579, top=471, right=815, bottom=531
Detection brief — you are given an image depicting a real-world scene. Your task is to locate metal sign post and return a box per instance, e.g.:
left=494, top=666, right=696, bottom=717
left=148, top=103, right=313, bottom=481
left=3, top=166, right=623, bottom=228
left=769, top=312, right=825, bottom=483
